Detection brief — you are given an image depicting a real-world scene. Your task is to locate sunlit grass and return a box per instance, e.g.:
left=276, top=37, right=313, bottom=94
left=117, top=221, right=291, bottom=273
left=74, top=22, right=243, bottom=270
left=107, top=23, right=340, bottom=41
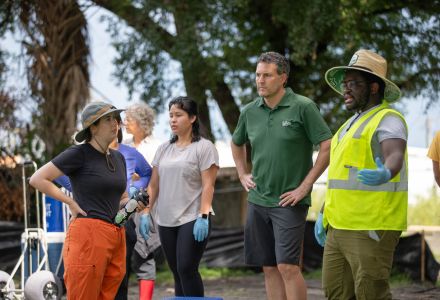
left=389, top=271, right=412, bottom=287
left=155, top=266, right=258, bottom=285
left=303, top=269, right=322, bottom=280
left=200, top=267, right=256, bottom=280
left=154, top=266, right=430, bottom=287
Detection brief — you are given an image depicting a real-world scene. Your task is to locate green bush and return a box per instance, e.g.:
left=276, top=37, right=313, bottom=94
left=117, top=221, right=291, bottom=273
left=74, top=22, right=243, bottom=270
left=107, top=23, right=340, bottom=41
left=155, top=266, right=258, bottom=284
left=408, top=189, right=440, bottom=226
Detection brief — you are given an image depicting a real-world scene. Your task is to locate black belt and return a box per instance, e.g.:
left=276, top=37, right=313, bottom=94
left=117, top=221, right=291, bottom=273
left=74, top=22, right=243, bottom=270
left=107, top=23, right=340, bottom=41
left=76, top=215, right=121, bottom=227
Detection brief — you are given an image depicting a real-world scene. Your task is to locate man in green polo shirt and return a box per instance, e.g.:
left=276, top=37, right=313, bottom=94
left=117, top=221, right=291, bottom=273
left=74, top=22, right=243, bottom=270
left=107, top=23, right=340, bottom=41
left=231, top=51, right=332, bottom=300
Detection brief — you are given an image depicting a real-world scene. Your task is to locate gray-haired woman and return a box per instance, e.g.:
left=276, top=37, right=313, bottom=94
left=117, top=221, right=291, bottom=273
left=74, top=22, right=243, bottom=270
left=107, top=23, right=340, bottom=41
left=115, top=102, right=161, bottom=300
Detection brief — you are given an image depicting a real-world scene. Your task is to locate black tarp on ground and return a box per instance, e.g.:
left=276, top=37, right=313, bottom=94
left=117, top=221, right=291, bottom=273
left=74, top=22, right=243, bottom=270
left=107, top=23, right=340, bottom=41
left=0, top=221, right=23, bottom=272
left=203, top=221, right=440, bottom=283
left=393, top=232, right=440, bottom=283
left=2, top=221, right=439, bottom=283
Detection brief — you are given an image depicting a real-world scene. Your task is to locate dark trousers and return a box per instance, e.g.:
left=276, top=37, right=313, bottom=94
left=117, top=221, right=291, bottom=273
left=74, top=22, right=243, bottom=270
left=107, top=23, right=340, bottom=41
left=115, top=218, right=137, bottom=300
left=158, top=219, right=210, bottom=297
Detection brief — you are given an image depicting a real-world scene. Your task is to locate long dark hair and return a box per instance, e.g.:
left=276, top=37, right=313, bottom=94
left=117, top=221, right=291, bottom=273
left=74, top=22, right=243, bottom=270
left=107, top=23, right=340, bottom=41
left=169, top=96, right=201, bottom=144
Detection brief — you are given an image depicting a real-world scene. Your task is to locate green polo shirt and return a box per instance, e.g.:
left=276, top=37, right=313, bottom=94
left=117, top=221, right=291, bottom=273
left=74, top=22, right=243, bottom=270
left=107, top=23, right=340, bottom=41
left=232, top=88, right=332, bottom=207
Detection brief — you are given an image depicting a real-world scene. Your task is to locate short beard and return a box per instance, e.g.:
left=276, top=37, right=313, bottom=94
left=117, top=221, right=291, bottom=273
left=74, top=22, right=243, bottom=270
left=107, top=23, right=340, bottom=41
left=353, top=89, right=371, bottom=112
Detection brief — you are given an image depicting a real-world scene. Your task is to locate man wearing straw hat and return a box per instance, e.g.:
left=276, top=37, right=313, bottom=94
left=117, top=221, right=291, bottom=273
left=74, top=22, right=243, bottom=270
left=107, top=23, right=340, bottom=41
left=317, top=49, right=408, bottom=299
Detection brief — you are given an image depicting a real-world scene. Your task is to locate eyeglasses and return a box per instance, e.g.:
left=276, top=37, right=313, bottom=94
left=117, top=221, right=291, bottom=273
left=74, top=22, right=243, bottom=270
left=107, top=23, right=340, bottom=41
left=340, top=80, right=367, bottom=91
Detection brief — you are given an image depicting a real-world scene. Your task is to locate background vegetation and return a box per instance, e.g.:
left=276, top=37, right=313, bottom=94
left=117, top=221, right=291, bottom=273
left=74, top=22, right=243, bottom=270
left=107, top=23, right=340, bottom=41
left=309, top=187, right=440, bottom=227
left=0, top=0, right=439, bottom=163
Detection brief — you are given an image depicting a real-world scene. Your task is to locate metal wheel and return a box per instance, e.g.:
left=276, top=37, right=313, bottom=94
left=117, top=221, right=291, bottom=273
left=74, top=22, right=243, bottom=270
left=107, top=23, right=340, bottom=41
left=0, top=270, right=14, bottom=300
left=24, top=271, right=62, bottom=300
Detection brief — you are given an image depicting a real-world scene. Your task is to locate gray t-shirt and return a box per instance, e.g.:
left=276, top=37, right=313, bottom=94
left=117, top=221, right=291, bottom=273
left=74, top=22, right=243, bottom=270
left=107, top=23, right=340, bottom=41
left=152, top=138, right=219, bottom=227
left=339, top=105, right=407, bottom=160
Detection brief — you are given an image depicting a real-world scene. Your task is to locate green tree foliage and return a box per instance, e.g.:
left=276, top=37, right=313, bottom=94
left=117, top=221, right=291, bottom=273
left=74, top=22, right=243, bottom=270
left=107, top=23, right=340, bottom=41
left=229, top=0, right=440, bottom=128
left=93, top=0, right=440, bottom=135
left=1, top=0, right=90, bottom=163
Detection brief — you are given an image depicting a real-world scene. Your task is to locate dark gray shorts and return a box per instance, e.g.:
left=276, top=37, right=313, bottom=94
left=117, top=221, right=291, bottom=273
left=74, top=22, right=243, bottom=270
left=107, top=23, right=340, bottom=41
left=244, top=202, right=309, bottom=266
left=132, top=250, right=156, bottom=280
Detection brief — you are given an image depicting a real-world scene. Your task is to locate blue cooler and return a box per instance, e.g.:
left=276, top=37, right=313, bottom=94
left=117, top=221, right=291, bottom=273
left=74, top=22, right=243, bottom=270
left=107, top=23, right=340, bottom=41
left=44, top=195, right=68, bottom=277
left=45, top=195, right=66, bottom=232
left=45, top=232, right=65, bottom=277
left=22, top=196, right=68, bottom=281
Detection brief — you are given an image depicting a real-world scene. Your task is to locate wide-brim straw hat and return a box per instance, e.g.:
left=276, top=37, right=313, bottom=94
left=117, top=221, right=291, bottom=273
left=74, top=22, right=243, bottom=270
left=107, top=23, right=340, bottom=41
left=74, top=102, right=125, bottom=143
left=325, top=49, right=401, bottom=102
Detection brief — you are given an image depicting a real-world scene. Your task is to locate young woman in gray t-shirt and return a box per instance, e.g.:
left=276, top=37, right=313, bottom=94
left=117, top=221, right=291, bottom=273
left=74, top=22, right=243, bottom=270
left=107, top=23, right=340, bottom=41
left=140, top=96, right=219, bottom=297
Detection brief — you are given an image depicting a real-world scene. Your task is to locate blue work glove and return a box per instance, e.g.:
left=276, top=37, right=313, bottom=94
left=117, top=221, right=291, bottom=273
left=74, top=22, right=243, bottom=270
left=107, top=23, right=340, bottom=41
left=314, top=212, right=326, bottom=247
left=357, top=157, right=391, bottom=186
left=128, top=186, right=138, bottom=198
left=139, top=213, right=151, bottom=241
left=193, top=217, right=209, bottom=242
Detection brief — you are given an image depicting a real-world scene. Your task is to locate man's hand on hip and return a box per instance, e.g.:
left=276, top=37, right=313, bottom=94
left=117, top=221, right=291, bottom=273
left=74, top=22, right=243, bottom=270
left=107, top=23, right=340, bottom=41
left=279, top=183, right=311, bottom=207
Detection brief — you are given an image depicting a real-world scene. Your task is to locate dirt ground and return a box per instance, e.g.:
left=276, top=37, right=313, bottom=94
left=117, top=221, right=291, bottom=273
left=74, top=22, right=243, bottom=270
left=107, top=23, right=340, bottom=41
left=125, top=274, right=440, bottom=300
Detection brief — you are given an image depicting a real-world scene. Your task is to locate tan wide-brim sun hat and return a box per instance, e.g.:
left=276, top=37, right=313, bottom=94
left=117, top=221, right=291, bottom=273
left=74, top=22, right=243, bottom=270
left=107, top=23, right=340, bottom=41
left=325, top=49, right=401, bottom=102
left=74, top=102, right=125, bottom=143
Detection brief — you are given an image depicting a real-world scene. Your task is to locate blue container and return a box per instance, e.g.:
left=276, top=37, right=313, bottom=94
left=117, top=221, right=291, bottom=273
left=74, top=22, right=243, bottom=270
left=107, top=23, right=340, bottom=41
left=46, top=232, right=65, bottom=277
left=45, top=195, right=65, bottom=232
left=44, top=195, right=67, bottom=277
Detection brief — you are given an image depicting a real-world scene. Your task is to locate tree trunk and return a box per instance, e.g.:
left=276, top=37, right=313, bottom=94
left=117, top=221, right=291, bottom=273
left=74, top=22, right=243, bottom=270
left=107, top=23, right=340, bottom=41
left=21, top=0, right=90, bottom=160
left=92, top=0, right=241, bottom=139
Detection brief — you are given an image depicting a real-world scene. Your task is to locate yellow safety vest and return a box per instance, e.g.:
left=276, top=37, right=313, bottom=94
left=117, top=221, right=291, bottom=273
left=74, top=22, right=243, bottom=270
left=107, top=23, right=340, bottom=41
left=323, top=102, right=408, bottom=230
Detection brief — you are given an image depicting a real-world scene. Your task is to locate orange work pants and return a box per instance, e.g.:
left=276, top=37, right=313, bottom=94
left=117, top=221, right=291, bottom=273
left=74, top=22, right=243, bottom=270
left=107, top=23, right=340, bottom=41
left=63, top=218, right=126, bottom=300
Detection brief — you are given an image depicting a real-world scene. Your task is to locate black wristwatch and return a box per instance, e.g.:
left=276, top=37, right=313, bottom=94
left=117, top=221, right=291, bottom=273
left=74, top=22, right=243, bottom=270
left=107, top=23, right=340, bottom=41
left=199, top=213, right=209, bottom=220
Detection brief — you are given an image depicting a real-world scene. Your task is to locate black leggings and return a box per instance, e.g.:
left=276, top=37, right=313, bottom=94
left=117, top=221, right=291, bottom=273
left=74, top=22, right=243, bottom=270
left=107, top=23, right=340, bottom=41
left=158, top=219, right=210, bottom=296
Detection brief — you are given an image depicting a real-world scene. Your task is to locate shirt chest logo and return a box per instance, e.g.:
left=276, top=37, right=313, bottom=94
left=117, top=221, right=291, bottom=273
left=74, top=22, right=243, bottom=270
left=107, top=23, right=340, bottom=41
left=282, top=120, right=292, bottom=127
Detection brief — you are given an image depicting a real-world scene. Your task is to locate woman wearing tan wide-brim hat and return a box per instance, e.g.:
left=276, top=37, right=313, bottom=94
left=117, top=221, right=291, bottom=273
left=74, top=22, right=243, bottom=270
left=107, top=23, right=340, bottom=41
left=29, top=101, right=130, bottom=299
left=318, top=49, right=408, bottom=299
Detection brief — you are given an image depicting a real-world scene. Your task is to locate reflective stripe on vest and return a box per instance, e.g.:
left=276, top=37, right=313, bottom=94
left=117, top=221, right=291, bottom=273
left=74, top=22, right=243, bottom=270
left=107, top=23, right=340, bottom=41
left=328, top=163, right=408, bottom=191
